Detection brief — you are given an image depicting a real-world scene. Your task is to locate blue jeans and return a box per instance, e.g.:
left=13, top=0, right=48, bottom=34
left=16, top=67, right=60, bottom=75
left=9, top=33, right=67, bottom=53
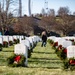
left=41, top=41, right=46, bottom=47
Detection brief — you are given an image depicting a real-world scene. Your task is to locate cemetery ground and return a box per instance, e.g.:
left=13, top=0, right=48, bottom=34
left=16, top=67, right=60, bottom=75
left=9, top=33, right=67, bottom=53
left=0, top=42, right=75, bottom=75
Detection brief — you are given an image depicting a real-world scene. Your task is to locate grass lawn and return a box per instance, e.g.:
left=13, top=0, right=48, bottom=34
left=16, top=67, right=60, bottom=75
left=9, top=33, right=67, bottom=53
left=0, top=42, right=75, bottom=75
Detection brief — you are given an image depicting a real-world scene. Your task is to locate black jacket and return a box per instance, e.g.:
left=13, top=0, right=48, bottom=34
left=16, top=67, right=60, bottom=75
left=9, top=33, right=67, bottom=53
left=4, top=30, right=10, bottom=35
left=42, top=35, right=47, bottom=42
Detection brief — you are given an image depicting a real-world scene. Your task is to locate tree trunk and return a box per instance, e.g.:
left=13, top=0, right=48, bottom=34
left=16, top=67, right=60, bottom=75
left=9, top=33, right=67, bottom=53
left=63, top=31, right=67, bottom=36
left=19, top=0, right=22, bottom=17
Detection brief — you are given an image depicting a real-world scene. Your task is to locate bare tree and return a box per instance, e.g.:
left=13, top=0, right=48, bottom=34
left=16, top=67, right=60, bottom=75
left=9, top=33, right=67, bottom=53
left=41, top=8, right=46, bottom=16
left=0, top=1, right=6, bottom=34
left=0, top=2, right=2, bottom=31
left=0, top=0, right=16, bottom=34
left=6, top=0, right=11, bottom=24
left=73, top=12, right=75, bottom=16
left=54, top=15, right=75, bottom=36
left=39, top=16, right=56, bottom=32
left=55, top=7, right=75, bottom=36
left=2, top=0, right=4, bottom=12
left=21, top=17, right=37, bottom=35
left=13, top=21, right=24, bottom=34
left=58, top=7, right=70, bottom=16
left=48, top=9, right=55, bottom=16
left=13, top=16, right=37, bottom=35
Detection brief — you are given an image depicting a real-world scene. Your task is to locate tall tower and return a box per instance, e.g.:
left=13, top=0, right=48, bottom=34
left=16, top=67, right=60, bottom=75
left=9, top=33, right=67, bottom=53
left=28, top=0, right=31, bottom=16
left=44, top=0, right=48, bottom=15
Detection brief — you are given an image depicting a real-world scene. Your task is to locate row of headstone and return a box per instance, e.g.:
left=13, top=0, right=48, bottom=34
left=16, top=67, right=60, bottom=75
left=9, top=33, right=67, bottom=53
left=0, top=35, right=24, bottom=46
left=14, top=35, right=42, bottom=66
left=48, top=36, right=73, bottom=48
left=62, top=36, right=75, bottom=41
left=48, top=36, right=75, bottom=59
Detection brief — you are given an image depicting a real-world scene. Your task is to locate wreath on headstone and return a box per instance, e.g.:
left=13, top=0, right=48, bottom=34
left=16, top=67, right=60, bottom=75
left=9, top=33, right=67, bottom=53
left=7, top=54, right=26, bottom=67
left=64, top=58, right=75, bottom=70
left=3, top=41, right=8, bottom=47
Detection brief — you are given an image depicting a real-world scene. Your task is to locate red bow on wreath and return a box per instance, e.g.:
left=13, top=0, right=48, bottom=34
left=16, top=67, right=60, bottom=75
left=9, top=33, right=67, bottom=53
left=14, top=55, right=21, bottom=63
left=69, top=59, right=75, bottom=65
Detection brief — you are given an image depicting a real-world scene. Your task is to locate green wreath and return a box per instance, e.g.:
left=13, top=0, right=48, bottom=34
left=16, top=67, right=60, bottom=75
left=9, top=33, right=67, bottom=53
left=64, top=58, right=75, bottom=70
left=7, top=54, right=26, bottom=67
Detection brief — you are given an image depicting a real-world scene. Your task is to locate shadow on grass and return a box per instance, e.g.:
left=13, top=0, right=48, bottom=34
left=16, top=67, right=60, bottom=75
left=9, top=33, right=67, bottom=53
left=33, top=51, right=55, bottom=54
left=30, top=57, right=60, bottom=60
left=27, top=66, right=61, bottom=69
left=28, top=60, right=63, bottom=64
left=2, top=50, right=13, bottom=52
left=0, top=58, right=6, bottom=61
left=28, top=57, right=63, bottom=67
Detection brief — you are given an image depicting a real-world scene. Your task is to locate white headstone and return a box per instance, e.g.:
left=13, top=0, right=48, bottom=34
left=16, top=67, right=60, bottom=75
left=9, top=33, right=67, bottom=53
left=0, top=37, right=3, bottom=44
left=9, top=36, right=13, bottom=41
left=20, top=36, right=24, bottom=40
left=36, top=36, right=42, bottom=42
left=14, top=44, right=28, bottom=66
left=62, top=41, right=72, bottom=48
left=31, top=36, right=37, bottom=44
left=26, top=37, right=34, bottom=47
left=58, top=38, right=66, bottom=45
left=3, top=36, right=9, bottom=42
left=13, top=35, right=17, bottom=40
left=48, top=36, right=56, bottom=41
left=16, top=35, right=20, bottom=39
left=54, top=37, right=61, bottom=42
left=19, top=36, right=24, bottom=43
left=67, top=46, right=75, bottom=59
left=20, top=39, right=30, bottom=50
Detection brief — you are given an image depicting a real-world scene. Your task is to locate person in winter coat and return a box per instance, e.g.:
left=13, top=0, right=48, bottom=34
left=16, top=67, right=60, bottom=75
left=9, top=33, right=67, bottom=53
left=41, top=31, right=47, bottom=47
left=4, top=28, right=10, bottom=35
